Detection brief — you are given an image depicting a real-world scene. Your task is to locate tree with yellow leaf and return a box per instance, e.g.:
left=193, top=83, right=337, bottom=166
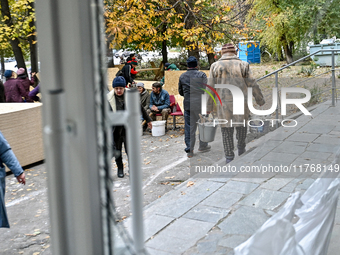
left=0, top=0, right=37, bottom=74
left=105, top=0, right=253, bottom=66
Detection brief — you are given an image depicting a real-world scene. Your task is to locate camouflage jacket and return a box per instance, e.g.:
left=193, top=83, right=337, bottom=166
left=207, top=53, right=265, bottom=127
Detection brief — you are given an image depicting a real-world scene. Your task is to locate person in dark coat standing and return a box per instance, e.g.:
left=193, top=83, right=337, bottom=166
left=3, top=70, right=28, bottom=102
left=179, top=56, right=210, bottom=158
left=16, top=68, right=35, bottom=102
left=107, top=76, right=152, bottom=178
left=137, top=82, right=150, bottom=131
left=0, top=131, right=26, bottom=228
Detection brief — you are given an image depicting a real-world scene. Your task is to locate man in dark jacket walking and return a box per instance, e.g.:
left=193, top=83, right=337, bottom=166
left=179, top=56, right=210, bottom=158
left=107, top=76, right=152, bottom=178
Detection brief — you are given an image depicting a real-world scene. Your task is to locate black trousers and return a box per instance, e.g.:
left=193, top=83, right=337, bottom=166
left=112, top=126, right=128, bottom=166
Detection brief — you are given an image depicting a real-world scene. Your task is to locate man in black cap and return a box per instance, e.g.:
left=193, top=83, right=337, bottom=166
left=108, top=76, right=152, bottom=177
left=178, top=56, right=210, bottom=158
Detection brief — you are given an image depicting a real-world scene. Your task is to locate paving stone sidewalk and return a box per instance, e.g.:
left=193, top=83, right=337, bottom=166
left=121, top=100, right=340, bottom=255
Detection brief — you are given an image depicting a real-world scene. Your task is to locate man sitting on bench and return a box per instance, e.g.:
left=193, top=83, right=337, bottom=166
left=147, top=82, right=171, bottom=131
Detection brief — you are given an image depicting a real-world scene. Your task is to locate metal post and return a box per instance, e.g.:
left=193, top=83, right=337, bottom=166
left=35, top=0, right=104, bottom=254
left=275, top=72, right=279, bottom=128
left=332, top=51, right=336, bottom=106
left=125, top=89, right=145, bottom=254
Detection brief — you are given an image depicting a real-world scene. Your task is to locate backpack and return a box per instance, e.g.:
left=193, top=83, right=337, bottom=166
left=115, top=69, right=123, bottom=77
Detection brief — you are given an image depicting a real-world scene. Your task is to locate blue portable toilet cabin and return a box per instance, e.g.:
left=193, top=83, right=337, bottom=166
left=238, top=41, right=261, bottom=64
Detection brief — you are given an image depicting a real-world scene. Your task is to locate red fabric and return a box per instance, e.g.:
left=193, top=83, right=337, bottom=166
left=131, top=68, right=138, bottom=75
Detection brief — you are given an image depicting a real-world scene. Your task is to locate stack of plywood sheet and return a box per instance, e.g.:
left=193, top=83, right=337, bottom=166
left=0, top=103, right=44, bottom=168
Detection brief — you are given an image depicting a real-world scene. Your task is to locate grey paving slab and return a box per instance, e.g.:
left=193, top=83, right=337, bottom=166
left=232, top=173, right=275, bottom=184
left=262, top=129, right=295, bottom=141
left=286, top=132, right=320, bottom=142
left=146, top=234, right=197, bottom=254
left=306, top=143, right=340, bottom=153
left=160, top=218, right=215, bottom=241
left=328, top=130, right=340, bottom=136
left=327, top=224, right=340, bottom=255
left=314, top=135, right=340, bottom=145
left=197, top=239, right=218, bottom=253
left=271, top=140, right=308, bottom=153
left=261, top=152, right=299, bottom=164
left=298, top=123, right=335, bottom=134
left=310, top=103, right=330, bottom=115
left=280, top=178, right=304, bottom=193
left=292, top=158, right=331, bottom=169
left=144, top=180, right=224, bottom=218
left=146, top=218, right=215, bottom=253
left=218, top=206, right=269, bottom=235
left=299, top=151, right=332, bottom=160
left=207, top=178, right=231, bottom=183
left=219, top=180, right=259, bottom=194
left=124, top=214, right=175, bottom=240
left=295, top=178, right=316, bottom=191
left=147, top=248, right=177, bottom=255
left=238, top=188, right=290, bottom=210
left=182, top=204, right=230, bottom=223
left=201, top=190, right=244, bottom=209
left=144, top=215, right=175, bottom=240
left=260, top=178, right=293, bottom=190
left=334, top=207, right=340, bottom=225
left=218, top=235, right=250, bottom=248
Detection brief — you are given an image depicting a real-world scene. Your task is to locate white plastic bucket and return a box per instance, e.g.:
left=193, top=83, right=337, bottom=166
left=152, top=120, right=166, bottom=136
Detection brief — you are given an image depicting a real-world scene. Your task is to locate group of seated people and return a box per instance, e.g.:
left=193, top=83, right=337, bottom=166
left=0, top=68, right=40, bottom=103
left=137, top=82, right=171, bottom=132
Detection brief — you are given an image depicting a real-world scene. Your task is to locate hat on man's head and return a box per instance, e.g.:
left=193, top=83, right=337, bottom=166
left=187, top=56, right=198, bottom=68
left=4, top=70, right=12, bottom=78
left=136, top=82, right=144, bottom=88
left=165, top=63, right=170, bottom=68
left=112, top=76, right=126, bottom=88
left=221, top=43, right=237, bottom=55
left=131, top=60, right=138, bottom=66
left=17, top=68, right=25, bottom=75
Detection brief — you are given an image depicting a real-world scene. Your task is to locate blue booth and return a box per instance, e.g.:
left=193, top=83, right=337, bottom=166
left=238, top=41, right=261, bottom=64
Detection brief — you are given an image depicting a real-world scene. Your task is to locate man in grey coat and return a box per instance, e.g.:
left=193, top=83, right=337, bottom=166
left=207, top=43, right=265, bottom=163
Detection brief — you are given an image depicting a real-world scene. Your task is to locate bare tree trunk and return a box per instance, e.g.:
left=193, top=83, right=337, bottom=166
left=28, top=1, right=38, bottom=78
left=0, top=54, right=4, bottom=78
left=207, top=53, right=215, bottom=67
left=106, top=36, right=114, bottom=68
left=161, top=24, right=168, bottom=64
left=0, top=0, right=26, bottom=72
left=283, top=41, right=294, bottom=64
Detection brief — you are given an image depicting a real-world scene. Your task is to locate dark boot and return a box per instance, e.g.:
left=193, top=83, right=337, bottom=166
left=117, top=161, right=124, bottom=178
left=238, top=148, right=246, bottom=156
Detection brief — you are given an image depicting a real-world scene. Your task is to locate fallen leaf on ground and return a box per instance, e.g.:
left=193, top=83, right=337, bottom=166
left=145, top=161, right=151, bottom=165
left=160, top=182, right=169, bottom=185
left=187, top=181, right=195, bottom=187
left=165, top=176, right=175, bottom=179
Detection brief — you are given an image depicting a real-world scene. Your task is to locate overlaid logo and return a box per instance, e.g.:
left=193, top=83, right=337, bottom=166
left=200, top=84, right=312, bottom=127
